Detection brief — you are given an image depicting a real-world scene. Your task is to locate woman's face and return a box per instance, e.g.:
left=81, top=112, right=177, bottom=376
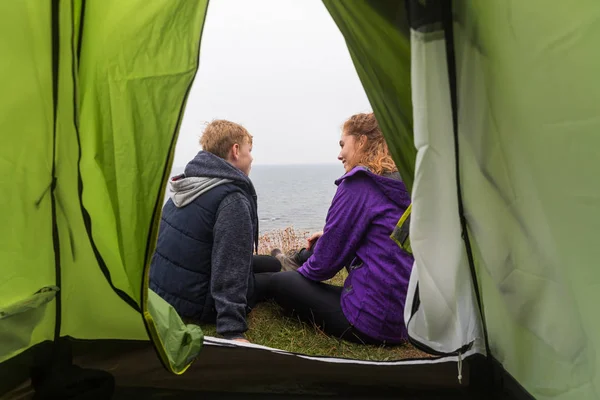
left=337, top=132, right=363, bottom=173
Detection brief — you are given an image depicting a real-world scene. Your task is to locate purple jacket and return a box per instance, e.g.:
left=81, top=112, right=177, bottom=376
left=297, top=166, right=413, bottom=343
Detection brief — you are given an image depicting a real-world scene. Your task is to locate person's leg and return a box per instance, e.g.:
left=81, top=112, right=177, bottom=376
left=252, top=255, right=282, bottom=273
left=295, top=248, right=313, bottom=264
left=269, top=271, right=377, bottom=343
left=248, top=272, right=276, bottom=308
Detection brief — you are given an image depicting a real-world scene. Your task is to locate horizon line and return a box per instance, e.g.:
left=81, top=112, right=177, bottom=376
left=172, top=162, right=342, bottom=169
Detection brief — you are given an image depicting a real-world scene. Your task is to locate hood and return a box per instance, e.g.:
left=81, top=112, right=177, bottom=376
left=169, top=177, right=233, bottom=207
left=335, top=166, right=410, bottom=208
left=169, top=151, right=257, bottom=208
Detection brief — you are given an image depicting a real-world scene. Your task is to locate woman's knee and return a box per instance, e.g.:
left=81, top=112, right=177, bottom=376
left=269, top=271, right=315, bottom=307
left=252, top=255, right=282, bottom=273
left=270, top=271, right=307, bottom=291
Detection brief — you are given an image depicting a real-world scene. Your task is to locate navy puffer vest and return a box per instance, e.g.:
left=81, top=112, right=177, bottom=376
left=149, top=183, right=256, bottom=321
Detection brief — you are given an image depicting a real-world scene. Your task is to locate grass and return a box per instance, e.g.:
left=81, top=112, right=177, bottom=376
left=201, top=300, right=428, bottom=361
left=202, top=227, right=431, bottom=361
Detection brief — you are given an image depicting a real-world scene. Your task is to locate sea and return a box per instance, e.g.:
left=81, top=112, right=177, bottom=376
left=166, top=164, right=345, bottom=234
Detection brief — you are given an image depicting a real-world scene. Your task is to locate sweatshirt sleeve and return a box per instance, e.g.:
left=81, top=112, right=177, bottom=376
left=298, top=177, right=373, bottom=281
left=211, top=192, right=253, bottom=340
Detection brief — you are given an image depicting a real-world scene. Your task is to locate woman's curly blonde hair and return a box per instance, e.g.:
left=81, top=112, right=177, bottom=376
left=343, top=112, right=397, bottom=175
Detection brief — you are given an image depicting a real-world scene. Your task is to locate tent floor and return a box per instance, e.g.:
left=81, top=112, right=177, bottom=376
left=112, top=386, right=512, bottom=399
left=6, top=383, right=513, bottom=400
left=2, top=339, right=526, bottom=399
left=71, top=339, right=467, bottom=394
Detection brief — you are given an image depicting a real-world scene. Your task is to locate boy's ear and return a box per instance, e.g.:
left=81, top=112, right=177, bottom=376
left=231, top=143, right=240, bottom=160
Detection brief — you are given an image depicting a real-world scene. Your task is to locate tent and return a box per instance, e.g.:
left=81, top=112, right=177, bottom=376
left=1, top=0, right=599, bottom=399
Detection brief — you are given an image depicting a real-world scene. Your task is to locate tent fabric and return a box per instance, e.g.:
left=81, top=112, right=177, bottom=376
left=0, top=0, right=209, bottom=373
left=77, top=0, right=208, bottom=309
left=452, top=1, right=600, bottom=399
left=76, top=0, right=209, bottom=371
left=0, top=287, right=59, bottom=363
left=0, top=1, right=58, bottom=365
left=403, top=0, right=484, bottom=357
left=145, top=290, right=204, bottom=374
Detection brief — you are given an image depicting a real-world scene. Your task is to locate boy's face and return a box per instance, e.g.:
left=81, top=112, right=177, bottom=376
left=230, top=138, right=253, bottom=176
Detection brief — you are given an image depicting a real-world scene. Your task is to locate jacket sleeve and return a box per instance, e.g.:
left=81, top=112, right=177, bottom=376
left=297, top=177, right=373, bottom=281
left=211, top=192, right=253, bottom=340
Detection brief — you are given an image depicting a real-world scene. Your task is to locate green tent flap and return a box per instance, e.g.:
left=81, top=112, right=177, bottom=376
left=0, top=0, right=209, bottom=373
left=405, top=1, right=600, bottom=399
left=0, top=1, right=57, bottom=364
left=0, top=287, right=58, bottom=362
left=146, top=290, right=204, bottom=374
left=77, top=0, right=208, bottom=308
left=455, top=1, right=600, bottom=397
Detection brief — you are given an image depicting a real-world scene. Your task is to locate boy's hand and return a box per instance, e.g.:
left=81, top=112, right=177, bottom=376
left=306, top=231, right=323, bottom=250
left=233, top=338, right=250, bottom=343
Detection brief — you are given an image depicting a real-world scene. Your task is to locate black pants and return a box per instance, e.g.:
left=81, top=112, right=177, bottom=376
left=267, top=271, right=383, bottom=345
left=252, top=255, right=282, bottom=273
left=249, top=255, right=281, bottom=307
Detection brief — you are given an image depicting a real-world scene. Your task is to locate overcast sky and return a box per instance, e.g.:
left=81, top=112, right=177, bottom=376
left=173, top=0, right=371, bottom=167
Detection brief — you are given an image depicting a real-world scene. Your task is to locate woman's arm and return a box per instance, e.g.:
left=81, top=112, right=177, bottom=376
left=297, top=177, right=373, bottom=281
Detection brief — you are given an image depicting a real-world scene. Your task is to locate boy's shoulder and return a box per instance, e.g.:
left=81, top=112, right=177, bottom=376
left=218, top=189, right=251, bottom=209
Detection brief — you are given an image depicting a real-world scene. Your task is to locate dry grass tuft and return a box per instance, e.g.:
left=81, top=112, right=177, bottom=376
left=257, top=226, right=310, bottom=256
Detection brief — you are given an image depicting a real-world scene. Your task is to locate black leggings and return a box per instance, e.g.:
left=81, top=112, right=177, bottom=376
left=267, top=271, right=383, bottom=345
left=249, top=255, right=281, bottom=307
left=252, top=255, right=281, bottom=273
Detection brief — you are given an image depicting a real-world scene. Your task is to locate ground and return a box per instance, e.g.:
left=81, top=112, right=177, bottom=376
left=201, top=299, right=429, bottom=361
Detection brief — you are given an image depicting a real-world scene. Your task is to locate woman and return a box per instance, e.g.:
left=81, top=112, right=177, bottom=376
left=268, top=112, right=413, bottom=345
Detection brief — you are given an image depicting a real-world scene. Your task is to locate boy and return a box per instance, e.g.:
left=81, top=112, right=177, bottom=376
left=149, top=120, right=257, bottom=342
